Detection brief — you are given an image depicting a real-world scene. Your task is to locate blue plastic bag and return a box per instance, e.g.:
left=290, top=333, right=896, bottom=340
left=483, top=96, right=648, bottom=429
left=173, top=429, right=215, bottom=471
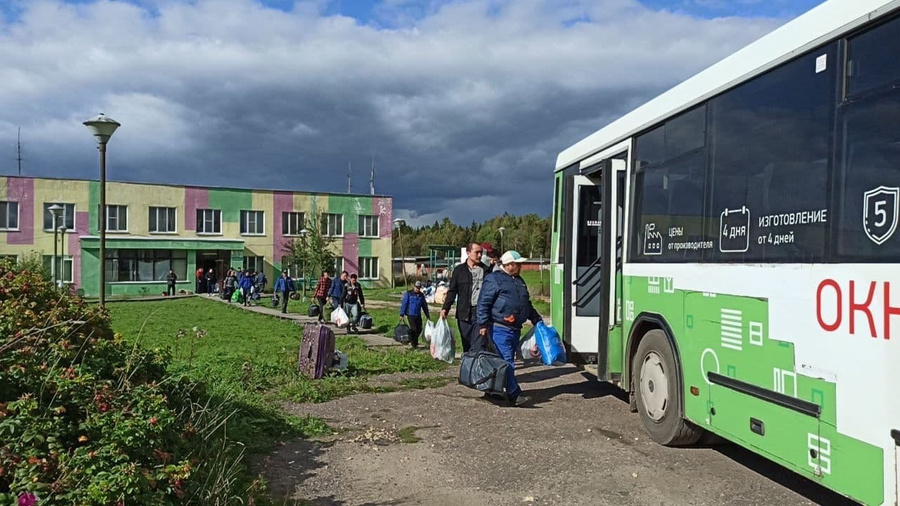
left=534, top=321, right=566, bottom=366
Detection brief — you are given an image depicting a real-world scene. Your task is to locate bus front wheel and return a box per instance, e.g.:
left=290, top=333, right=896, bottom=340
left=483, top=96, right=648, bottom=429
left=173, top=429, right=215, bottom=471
left=632, top=329, right=702, bottom=446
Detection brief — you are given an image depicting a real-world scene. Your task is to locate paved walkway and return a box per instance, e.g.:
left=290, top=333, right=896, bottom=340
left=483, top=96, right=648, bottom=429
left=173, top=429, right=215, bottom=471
left=198, top=294, right=400, bottom=347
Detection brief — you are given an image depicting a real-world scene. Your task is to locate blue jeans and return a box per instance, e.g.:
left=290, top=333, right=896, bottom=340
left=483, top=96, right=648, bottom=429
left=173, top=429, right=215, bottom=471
left=344, top=303, right=361, bottom=326
left=491, top=324, right=521, bottom=399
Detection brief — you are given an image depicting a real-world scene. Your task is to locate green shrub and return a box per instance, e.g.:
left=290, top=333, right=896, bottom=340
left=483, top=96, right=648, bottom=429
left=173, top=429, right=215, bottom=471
left=0, top=260, right=244, bottom=504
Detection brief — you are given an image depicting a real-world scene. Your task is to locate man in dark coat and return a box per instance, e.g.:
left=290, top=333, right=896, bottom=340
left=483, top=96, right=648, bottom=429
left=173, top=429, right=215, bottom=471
left=440, top=242, right=491, bottom=352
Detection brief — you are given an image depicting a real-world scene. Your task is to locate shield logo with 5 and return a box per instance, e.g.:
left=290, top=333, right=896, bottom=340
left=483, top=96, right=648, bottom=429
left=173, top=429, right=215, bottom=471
left=863, top=186, right=900, bottom=245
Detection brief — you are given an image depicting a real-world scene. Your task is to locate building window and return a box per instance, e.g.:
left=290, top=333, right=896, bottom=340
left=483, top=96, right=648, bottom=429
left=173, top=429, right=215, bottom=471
left=359, top=215, right=379, bottom=237
left=149, top=207, right=177, bottom=234
left=106, top=205, right=128, bottom=232
left=241, top=210, right=265, bottom=235
left=282, top=212, right=305, bottom=236
left=196, top=209, right=222, bottom=234
left=43, top=255, right=74, bottom=284
left=359, top=257, right=378, bottom=279
left=104, top=249, right=187, bottom=282
left=43, top=203, right=76, bottom=232
left=0, top=201, right=19, bottom=231
left=321, top=213, right=343, bottom=237
left=243, top=255, right=265, bottom=273
left=332, top=256, right=344, bottom=275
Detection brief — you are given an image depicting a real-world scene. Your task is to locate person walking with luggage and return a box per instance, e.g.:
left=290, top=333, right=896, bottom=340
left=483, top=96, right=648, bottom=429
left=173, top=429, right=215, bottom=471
left=441, top=242, right=491, bottom=352
left=400, top=281, right=431, bottom=349
left=256, top=269, right=267, bottom=294
left=313, top=270, right=332, bottom=324
left=165, top=269, right=178, bottom=296
left=224, top=271, right=237, bottom=301
left=477, top=250, right=543, bottom=407
left=275, top=271, right=295, bottom=314
left=239, top=270, right=253, bottom=306
left=340, top=273, right=366, bottom=334
left=329, top=271, right=347, bottom=313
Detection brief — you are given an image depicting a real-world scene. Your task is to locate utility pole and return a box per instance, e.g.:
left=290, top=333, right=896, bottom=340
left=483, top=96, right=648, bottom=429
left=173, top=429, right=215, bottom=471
left=17, top=127, right=22, bottom=175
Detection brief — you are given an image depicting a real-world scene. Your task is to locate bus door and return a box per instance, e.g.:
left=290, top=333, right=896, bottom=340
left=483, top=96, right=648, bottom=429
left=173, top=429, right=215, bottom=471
left=569, top=173, right=603, bottom=362
left=598, top=159, right=626, bottom=380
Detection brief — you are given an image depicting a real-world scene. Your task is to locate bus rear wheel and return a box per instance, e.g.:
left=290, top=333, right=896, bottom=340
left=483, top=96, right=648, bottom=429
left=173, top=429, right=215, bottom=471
left=632, top=329, right=702, bottom=447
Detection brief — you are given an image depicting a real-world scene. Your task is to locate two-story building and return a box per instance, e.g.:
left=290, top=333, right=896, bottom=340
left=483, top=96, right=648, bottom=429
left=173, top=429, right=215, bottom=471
left=0, top=176, right=393, bottom=297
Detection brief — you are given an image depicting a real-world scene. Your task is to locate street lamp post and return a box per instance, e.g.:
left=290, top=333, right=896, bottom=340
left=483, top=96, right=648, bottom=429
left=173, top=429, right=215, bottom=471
left=58, top=226, right=67, bottom=289
left=299, top=229, right=308, bottom=301
left=48, top=204, right=63, bottom=287
left=83, top=114, right=120, bottom=308
left=498, top=226, right=506, bottom=253
left=393, top=218, right=407, bottom=288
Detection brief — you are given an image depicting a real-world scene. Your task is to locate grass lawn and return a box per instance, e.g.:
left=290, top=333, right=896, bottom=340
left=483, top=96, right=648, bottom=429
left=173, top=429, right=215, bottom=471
left=107, top=297, right=449, bottom=452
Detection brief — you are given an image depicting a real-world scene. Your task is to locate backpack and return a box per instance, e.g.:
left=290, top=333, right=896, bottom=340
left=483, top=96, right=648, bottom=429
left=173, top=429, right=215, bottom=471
left=393, top=323, right=411, bottom=344
left=308, top=304, right=320, bottom=317
left=359, top=313, right=373, bottom=330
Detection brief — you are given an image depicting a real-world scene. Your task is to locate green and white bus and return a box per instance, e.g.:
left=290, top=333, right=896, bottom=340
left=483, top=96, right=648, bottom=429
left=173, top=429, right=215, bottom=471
left=550, top=0, right=900, bottom=503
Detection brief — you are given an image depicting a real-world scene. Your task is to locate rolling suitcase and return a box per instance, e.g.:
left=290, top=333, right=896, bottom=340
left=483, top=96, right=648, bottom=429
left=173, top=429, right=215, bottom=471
left=458, top=350, right=509, bottom=398
left=298, top=323, right=336, bottom=379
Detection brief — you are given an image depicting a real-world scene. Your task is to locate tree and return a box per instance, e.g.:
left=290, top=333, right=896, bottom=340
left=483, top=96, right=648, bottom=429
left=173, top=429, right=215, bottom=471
left=282, top=208, right=338, bottom=287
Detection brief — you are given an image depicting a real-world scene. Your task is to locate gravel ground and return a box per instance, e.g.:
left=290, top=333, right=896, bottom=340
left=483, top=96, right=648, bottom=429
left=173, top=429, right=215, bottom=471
left=264, top=364, right=856, bottom=506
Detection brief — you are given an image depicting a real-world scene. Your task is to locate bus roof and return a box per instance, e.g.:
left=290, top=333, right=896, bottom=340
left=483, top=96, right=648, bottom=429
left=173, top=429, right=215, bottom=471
left=555, top=0, right=898, bottom=171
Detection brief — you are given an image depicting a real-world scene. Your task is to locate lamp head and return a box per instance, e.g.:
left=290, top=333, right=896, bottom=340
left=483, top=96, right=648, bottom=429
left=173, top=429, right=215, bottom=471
left=83, top=113, right=120, bottom=145
left=48, top=204, right=64, bottom=217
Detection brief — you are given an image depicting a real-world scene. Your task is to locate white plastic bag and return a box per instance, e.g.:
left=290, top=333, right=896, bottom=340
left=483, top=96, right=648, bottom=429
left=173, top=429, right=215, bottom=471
left=332, top=307, right=349, bottom=327
left=518, top=332, right=541, bottom=365
left=430, top=319, right=454, bottom=364
left=424, top=320, right=435, bottom=343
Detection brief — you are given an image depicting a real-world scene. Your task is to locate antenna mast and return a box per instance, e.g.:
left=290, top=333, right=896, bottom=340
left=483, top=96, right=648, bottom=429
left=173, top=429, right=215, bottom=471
left=347, top=162, right=351, bottom=193
left=370, top=152, right=375, bottom=195
left=17, top=127, right=22, bottom=175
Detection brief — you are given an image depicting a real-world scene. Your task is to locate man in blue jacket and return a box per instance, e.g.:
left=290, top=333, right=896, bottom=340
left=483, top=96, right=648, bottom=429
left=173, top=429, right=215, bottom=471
left=274, top=271, right=295, bottom=314
left=400, top=281, right=431, bottom=349
left=328, top=270, right=347, bottom=315
left=477, top=251, right=542, bottom=407
left=239, top=270, right=254, bottom=307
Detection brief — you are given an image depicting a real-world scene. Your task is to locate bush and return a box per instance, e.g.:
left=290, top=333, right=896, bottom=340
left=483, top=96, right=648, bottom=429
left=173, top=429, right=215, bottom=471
left=0, top=260, right=243, bottom=504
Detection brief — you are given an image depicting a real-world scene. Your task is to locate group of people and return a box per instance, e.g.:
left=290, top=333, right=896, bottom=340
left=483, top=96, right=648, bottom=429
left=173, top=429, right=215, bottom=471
left=196, top=267, right=267, bottom=307
left=399, top=242, right=541, bottom=407
left=279, top=270, right=367, bottom=332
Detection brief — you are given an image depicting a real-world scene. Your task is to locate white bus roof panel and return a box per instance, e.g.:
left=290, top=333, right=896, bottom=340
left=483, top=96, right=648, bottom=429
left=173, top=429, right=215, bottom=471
left=556, top=0, right=900, bottom=171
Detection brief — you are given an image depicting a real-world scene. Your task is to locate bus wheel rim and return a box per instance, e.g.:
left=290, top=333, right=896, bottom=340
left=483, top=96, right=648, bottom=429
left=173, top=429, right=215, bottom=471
left=640, top=351, right=668, bottom=422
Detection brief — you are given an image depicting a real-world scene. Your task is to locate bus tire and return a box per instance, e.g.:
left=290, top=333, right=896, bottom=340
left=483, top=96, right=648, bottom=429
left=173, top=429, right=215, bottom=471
left=632, top=329, right=702, bottom=446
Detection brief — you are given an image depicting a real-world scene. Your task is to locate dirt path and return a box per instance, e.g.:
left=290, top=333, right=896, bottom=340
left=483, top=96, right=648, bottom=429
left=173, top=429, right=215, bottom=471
left=264, top=365, right=853, bottom=506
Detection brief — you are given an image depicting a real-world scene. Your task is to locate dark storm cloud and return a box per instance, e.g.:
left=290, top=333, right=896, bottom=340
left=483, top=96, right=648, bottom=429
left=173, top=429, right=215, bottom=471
left=0, top=0, right=783, bottom=225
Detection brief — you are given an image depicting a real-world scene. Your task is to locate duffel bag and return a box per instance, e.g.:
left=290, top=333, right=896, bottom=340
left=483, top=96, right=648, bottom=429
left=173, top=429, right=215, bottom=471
left=458, top=350, right=508, bottom=398
left=359, top=313, right=373, bottom=330
left=393, top=323, right=411, bottom=344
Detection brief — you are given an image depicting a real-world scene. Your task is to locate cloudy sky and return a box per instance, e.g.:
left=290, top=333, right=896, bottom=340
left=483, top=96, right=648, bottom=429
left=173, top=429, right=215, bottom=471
left=0, top=0, right=823, bottom=226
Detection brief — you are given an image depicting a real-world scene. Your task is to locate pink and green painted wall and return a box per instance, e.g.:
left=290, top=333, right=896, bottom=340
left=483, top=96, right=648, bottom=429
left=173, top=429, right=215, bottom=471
left=0, top=176, right=393, bottom=297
